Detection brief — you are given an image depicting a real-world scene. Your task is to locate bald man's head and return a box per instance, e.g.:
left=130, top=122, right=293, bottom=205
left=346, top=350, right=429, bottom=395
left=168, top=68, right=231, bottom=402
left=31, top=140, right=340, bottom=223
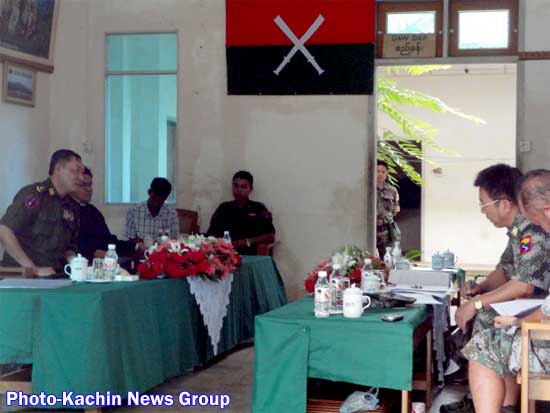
left=518, top=169, right=550, bottom=232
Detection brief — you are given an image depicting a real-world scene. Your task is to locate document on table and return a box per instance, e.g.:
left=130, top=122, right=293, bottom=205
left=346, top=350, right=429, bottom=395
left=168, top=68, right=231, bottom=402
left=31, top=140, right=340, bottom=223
left=0, top=279, right=73, bottom=289
left=387, top=285, right=455, bottom=305
left=490, top=299, right=545, bottom=317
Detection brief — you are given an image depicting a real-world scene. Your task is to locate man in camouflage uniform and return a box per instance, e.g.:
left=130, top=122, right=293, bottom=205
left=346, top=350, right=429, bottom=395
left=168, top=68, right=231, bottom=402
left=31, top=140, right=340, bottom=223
left=376, top=160, right=400, bottom=258
left=454, top=166, right=550, bottom=413
left=0, top=149, right=84, bottom=276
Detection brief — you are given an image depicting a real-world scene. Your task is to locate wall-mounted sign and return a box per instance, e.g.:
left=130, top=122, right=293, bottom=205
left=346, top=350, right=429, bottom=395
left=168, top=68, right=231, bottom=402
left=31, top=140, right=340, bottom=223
left=382, top=33, right=436, bottom=58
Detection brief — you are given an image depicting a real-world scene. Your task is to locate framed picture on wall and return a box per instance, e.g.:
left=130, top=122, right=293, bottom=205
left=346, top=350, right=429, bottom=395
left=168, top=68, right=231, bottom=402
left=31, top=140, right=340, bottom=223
left=2, top=61, right=36, bottom=106
left=0, top=0, right=59, bottom=73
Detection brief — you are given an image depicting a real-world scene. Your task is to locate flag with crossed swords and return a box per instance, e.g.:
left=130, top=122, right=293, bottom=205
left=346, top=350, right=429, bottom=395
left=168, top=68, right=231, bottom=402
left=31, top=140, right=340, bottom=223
left=226, top=0, right=375, bottom=95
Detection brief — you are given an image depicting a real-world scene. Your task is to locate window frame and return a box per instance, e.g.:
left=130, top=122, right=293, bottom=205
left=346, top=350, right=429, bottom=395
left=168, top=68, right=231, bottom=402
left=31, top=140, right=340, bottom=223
left=377, top=1, right=444, bottom=59
left=104, top=31, right=179, bottom=205
left=449, top=0, right=518, bottom=57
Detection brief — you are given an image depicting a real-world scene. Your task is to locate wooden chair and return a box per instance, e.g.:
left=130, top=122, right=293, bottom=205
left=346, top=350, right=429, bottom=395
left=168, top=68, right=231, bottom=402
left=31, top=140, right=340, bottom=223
left=257, top=241, right=279, bottom=256
left=517, top=321, right=550, bottom=413
left=176, top=208, right=199, bottom=235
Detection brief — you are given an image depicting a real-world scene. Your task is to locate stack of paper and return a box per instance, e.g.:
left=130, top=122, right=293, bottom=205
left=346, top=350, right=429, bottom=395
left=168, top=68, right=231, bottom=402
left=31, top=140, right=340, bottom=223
left=490, top=299, right=545, bottom=317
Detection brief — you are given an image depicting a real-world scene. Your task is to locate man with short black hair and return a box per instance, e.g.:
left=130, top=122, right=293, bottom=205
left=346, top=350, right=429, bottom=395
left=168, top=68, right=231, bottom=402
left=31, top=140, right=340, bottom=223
left=74, top=167, right=135, bottom=261
left=0, top=149, right=83, bottom=276
left=460, top=168, right=550, bottom=413
left=376, top=160, right=400, bottom=258
left=447, top=164, right=549, bottom=413
left=207, top=170, right=275, bottom=255
left=124, top=177, right=179, bottom=241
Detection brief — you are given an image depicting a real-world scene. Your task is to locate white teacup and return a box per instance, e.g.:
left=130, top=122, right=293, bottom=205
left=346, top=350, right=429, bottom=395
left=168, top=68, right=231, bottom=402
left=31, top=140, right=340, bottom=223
left=343, top=285, right=372, bottom=318
left=64, top=254, right=88, bottom=281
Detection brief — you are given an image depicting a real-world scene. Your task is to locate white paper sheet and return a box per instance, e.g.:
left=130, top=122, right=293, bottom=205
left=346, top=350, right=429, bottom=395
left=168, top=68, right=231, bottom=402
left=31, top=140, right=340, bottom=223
left=0, top=279, right=73, bottom=289
left=490, top=299, right=545, bottom=317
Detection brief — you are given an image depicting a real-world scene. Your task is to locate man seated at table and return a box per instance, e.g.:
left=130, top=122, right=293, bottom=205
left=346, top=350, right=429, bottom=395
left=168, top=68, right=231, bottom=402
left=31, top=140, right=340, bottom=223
left=124, top=177, right=179, bottom=243
left=461, top=169, right=550, bottom=413
left=74, top=167, right=136, bottom=261
left=207, top=170, right=275, bottom=255
left=444, top=165, right=549, bottom=413
left=0, top=149, right=83, bottom=276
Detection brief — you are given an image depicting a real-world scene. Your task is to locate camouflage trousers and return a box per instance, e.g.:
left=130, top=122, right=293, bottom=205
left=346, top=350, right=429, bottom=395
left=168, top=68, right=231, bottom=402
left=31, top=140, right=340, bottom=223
left=462, top=326, right=550, bottom=377
left=376, top=226, right=391, bottom=258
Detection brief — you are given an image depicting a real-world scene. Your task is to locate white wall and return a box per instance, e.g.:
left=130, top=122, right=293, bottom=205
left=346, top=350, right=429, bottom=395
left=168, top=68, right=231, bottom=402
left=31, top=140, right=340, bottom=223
left=0, top=63, right=52, bottom=257
left=49, top=0, right=370, bottom=299
left=518, top=0, right=550, bottom=171
left=378, top=65, right=517, bottom=265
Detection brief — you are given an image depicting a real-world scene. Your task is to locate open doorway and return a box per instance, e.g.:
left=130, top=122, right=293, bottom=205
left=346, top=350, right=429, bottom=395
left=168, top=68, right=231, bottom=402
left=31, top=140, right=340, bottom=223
left=376, top=64, right=517, bottom=265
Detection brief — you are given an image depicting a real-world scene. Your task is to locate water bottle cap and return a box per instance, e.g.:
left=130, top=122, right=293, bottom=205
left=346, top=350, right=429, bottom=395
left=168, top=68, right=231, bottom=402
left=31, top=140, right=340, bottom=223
left=364, top=258, right=372, bottom=264
left=108, top=244, right=116, bottom=249
left=224, top=230, right=229, bottom=235
left=318, top=271, right=327, bottom=278
left=332, top=263, right=341, bottom=270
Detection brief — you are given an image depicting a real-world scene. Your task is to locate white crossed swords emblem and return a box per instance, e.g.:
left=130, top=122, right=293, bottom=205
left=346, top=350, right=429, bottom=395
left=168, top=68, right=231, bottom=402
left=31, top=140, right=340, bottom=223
left=273, top=14, right=325, bottom=76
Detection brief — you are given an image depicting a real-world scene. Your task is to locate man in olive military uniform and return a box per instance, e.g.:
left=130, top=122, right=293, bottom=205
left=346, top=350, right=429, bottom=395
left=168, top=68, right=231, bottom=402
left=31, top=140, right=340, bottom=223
left=207, top=170, right=275, bottom=255
left=460, top=168, right=550, bottom=413
left=376, top=160, right=400, bottom=258
left=0, top=149, right=84, bottom=276
left=444, top=164, right=549, bottom=413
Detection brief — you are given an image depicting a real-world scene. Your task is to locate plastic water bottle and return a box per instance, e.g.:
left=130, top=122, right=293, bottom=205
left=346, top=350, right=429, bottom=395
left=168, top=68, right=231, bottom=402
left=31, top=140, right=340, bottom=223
left=223, top=231, right=232, bottom=244
left=362, top=258, right=374, bottom=273
left=329, top=264, right=344, bottom=314
left=384, top=247, right=394, bottom=269
left=103, top=244, right=118, bottom=280
left=361, top=258, right=374, bottom=292
left=314, top=271, right=330, bottom=318
left=391, top=241, right=402, bottom=268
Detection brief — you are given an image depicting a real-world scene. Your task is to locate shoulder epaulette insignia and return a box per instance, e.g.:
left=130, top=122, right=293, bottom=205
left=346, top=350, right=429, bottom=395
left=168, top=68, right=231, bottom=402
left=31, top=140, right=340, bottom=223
left=49, top=188, right=55, bottom=196
left=36, top=185, right=45, bottom=193
left=511, top=226, right=519, bottom=237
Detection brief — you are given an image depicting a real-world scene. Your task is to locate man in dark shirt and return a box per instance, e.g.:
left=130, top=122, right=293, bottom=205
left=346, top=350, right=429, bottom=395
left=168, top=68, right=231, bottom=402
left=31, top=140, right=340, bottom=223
left=74, top=167, right=135, bottom=261
left=207, top=171, right=275, bottom=255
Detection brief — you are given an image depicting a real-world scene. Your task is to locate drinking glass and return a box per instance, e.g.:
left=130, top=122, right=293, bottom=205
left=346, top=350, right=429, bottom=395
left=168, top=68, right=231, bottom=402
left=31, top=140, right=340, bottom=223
left=92, top=258, right=104, bottom=280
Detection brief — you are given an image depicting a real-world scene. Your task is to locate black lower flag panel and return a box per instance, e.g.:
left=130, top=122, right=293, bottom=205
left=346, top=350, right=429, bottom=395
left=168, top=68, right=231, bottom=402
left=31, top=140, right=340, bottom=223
left=227, top=44, right=374, bottom=95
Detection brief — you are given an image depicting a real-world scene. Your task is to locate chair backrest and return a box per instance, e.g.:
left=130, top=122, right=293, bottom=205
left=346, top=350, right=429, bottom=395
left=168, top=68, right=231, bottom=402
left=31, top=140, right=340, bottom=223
left=176, top=209, right=199, bottom=235
left=520, top=321, right=550, bottom=412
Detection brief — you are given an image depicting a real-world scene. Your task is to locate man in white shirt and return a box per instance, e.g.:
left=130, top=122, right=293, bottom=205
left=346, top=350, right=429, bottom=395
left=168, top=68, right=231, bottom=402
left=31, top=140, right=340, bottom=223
left=124, top=177, right=179, bottom=242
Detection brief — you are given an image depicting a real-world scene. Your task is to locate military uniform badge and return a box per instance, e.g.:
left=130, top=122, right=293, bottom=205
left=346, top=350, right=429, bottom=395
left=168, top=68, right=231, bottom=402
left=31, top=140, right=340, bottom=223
left=63, top=209, right=75, bottom=222
left=24, top=194, right=40, bottom=210
left=519, top=235, right=532, bottom=255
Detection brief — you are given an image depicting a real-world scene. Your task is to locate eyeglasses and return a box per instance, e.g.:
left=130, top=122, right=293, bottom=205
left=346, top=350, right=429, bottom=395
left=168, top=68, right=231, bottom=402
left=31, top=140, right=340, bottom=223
left=479, top=199, right=500, bottom=209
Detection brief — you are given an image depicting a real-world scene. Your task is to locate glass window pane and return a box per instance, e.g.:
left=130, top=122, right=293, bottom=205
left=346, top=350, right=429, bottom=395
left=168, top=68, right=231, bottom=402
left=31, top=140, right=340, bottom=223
left=387, top=12, right=436, bottom=34
left=458, top=10, right=509, bottom=49
left=106, top=33, right=177, bottom=71
left=105, top=74, right=177, bottom=203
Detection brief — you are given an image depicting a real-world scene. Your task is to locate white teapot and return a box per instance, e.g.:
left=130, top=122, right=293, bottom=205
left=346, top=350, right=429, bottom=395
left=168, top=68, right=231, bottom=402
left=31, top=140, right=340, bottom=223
left=343, top=285, right=372, bottom=318
left=64, top=254, right=88, bottom=281
left=361, top=271, right=381, bottom=293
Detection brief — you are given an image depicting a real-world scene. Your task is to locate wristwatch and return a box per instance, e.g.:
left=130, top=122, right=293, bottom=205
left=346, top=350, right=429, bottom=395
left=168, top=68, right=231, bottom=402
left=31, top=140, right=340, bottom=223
left=474, top=295, right=483, bottom=311
left=246, top=239, right=251, bottom=248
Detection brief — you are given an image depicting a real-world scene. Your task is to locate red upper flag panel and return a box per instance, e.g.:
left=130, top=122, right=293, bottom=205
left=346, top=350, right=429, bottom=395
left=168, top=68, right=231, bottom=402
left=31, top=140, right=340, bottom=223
left=226, top=0, right=375, bottom=46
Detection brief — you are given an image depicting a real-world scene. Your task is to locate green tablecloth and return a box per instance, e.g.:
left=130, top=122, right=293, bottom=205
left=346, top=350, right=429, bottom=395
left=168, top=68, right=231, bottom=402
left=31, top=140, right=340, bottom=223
left=0, top=256, right=286, bottom=405
left=252, top=298, right=427, bottom=413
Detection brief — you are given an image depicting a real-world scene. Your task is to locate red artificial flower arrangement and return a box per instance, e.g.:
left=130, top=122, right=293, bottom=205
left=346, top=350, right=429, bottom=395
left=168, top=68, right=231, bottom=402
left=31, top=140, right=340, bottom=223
left=137, top=236, right=241, bottom=281
left=304, top=245, right=386, bottom=294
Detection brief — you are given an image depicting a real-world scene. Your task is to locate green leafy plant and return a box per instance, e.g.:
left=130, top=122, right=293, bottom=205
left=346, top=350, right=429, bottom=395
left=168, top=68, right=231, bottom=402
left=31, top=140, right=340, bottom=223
left=377, top=65, right=486, bottom=185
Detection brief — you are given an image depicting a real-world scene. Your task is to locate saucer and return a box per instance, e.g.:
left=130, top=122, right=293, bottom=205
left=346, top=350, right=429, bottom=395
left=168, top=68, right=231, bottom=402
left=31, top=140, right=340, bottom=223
left=84, top=279, right=112, bottom=283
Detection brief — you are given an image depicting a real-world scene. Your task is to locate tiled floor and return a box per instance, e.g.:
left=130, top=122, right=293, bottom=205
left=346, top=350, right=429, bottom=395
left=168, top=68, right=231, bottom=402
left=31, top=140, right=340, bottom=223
left=3, top=345, right=471, bottom=413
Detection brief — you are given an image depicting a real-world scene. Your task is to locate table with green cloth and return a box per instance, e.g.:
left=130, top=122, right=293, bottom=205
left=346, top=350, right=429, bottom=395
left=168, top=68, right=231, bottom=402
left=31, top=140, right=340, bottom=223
left=0, top=256, right=286, bottom=407
left=252, top=298, right=428, bottom=413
